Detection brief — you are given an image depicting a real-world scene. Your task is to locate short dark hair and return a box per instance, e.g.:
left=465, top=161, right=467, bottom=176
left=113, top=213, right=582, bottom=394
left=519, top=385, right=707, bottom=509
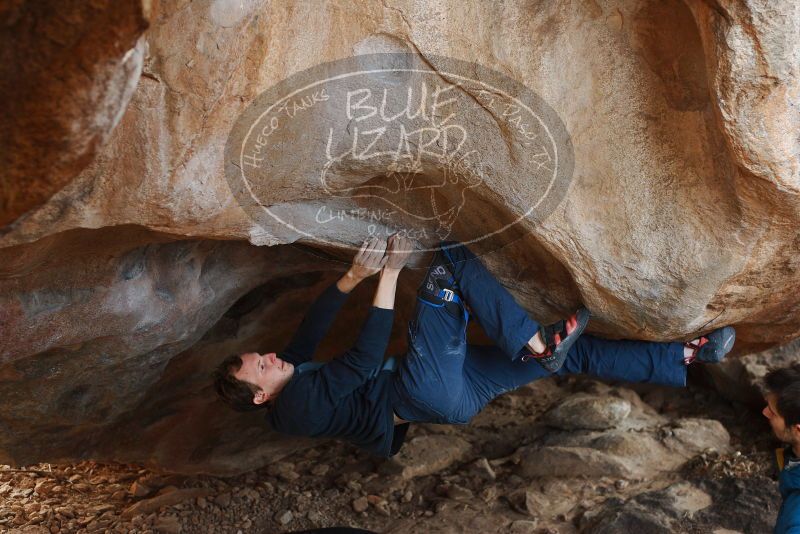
left=764, top=362, right=800, bottom=427
left=213, top=353, right=271, bottom=412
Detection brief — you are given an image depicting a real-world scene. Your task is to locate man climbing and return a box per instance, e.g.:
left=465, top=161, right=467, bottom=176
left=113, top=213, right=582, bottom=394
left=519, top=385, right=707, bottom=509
left=214, top=236, right=736, bottom=458
left=762, top=364, right=800, bottom=533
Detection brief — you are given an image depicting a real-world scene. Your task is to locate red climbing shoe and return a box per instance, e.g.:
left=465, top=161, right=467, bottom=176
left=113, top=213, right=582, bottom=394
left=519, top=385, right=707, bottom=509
left=522, top=308, right=591, bottom=373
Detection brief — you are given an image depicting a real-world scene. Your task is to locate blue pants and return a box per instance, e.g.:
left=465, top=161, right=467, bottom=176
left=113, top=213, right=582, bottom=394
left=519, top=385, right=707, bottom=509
left=391, top=242, right=686, bottom=424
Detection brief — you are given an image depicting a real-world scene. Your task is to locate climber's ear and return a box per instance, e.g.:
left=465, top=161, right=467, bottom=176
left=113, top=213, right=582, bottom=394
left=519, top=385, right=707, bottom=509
left=253, top=389, right=269, bottom=405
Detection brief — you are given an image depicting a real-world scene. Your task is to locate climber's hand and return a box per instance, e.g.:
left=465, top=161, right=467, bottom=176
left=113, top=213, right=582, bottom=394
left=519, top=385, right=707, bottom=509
left=384, top=234, right=414, bottom=272
left=348, top=237, right=389, bottom=281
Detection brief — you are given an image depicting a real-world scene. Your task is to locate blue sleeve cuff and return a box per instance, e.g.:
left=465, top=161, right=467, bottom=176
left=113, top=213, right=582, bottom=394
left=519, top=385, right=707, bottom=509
left=327, top=280, right=350, bottom=300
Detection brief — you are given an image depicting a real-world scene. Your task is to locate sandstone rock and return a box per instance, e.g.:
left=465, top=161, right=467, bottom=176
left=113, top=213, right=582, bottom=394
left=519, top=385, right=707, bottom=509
left=266, top=461, right=299, bottom=482
left=352, top=497, right=369, bottom=512
left=307, top=509, right=324, bottom=522
left=0, top=0, right=151, bottom=227
left=662, top=418, right=732, bottom=458
left=686, top=0, right=800, bottom=191
left=214, top=493, right=232, bottom=507
left=129, top=481, right=151, bottom=498
left=544, top=394, right=631, bottom=430
left=274, top=510, right=293, bottom=525
left=366, top=494, right=391, bottom=516
left=705, top=338, right=800, bottom=405
left=2, top=0, right=799, bottom=343
left=588, top=506, right=673, bottom=534
left=467, top=457, right=496, bottom=481
left=156, top=485, right=179, bottom=497
left=520, top=446, right=633, bottom=479
left=0, top=228, right=320, bottom=472
left=444, top=484, right=473, bottom=502
left=521, top=387, right=731, bottom=479
left=657, top=482, right=712, bottom=516
left=310, top=464, right=330, bottom=477
left=513, top=488, right=577, bottom=520
left=381, top=435, right=471, bottom=479
left=582, top=482, right=712, bottom=533
left=89, top=503, right=115, bottom=515
left=1, top=0, right=799, bottom=475
left=153, top=514, right=181, bottom=534
left=509, top=519, right=539, bottom=534
left=238, top=487, right=259, bottom=502
left=694, top=476, right=778, bottom=534
left=121, top=488, right=211, bottom=519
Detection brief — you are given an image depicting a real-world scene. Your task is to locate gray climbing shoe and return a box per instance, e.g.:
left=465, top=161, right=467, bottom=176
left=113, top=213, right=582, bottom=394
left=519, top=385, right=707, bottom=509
left=523, top=308, right=591, bottom=373
left=685, top=326, right=736, bottom=364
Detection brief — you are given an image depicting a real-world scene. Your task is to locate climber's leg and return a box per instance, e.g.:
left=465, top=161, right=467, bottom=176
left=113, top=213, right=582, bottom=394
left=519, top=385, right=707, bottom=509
left=437, top=241, right=589, bottom=372
left=456, top=334, right=687, bottom=419
left=392, top=255, right=472, bottom=424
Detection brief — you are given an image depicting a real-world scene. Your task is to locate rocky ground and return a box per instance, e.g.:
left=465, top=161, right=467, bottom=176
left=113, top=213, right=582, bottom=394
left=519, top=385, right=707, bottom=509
left=0, top=373, right=782, bottom=534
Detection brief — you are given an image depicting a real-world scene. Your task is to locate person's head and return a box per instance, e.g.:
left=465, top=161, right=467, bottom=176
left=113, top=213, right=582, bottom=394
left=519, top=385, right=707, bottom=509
left=213, top=351, right=294, bottom=412
left=763, top=362, right=800, bottom=446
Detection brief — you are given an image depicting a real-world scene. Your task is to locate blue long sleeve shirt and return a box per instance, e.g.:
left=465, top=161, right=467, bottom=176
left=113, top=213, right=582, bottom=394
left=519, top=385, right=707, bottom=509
left=775, top=446, right=800, bottom=534
left=265, top=281, right=409, bottom=457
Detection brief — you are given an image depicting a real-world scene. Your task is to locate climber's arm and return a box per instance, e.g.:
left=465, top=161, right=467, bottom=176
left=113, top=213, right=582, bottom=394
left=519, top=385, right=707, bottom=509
left=556, top=334, right=687, bottom=387
left=280, top=277, right=352, bottom=365
left=312, top=236, right=412, bottom=400
left=281, top=238, right=389, bottom=365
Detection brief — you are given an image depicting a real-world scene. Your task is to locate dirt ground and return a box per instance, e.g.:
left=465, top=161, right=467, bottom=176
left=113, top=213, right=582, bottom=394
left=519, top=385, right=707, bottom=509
left=0, top=375, right=783, bottom=534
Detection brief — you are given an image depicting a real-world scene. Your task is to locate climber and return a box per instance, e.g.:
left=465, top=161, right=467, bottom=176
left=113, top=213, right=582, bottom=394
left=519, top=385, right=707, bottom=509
left=213, top=236, right=736, bottom=458
left=762, top=364, right=800, bottom=533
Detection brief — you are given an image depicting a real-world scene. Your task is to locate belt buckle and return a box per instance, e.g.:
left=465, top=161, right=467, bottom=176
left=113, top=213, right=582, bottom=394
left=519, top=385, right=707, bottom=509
left=441, top=288, right=455, bottom=302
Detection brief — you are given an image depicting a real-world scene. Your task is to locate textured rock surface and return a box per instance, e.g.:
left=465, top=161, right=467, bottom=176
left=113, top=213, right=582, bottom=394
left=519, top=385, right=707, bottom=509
left=2, top=0, right=799, bottom=342
left=520, top=386, right=731, bottom=479
left=705, top=337, right=800, bottom=405
left=381, top=435, right=472, bottom=480
left=0, top=0, right=151, bottom=227
left=0, top=377, right=774, bottom=533
left=582, top=482, right=712, bottom=533
left=0, top=225, right=327, bottom=471
left=583, top=477, right=779, bottom=534
left=543, top=393, right=631, bottom=430
left=0, top=0, right=799, bottom=472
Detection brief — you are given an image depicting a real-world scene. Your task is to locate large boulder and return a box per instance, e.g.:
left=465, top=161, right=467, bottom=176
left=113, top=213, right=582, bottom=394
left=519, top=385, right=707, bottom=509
left=581, top=477, right=779, bottom=534
left=519, top=386, right=730, bottom=479
left=0, top=0, right=798, bottom=472
left=0, top=0, right=151, bottom=227
left=704, top=338, right=800, bottom=406
left=581, top=482, right=712, bottom=533
left=543, top=393, right=632, bottom=430
left=2, top=0, right=800, bottom=344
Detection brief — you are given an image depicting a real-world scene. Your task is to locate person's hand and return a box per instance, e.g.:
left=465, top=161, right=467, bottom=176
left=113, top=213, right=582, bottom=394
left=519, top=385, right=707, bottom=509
left=384, top=234, right=414, bottom=272
left=348, top=237, right=389, bottom=281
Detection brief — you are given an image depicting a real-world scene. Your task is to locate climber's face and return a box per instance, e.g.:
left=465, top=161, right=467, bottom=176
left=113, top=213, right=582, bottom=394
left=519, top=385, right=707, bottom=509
left=234, top=351, right=294, bottom=404
left=763, top=393, right=800, bottom=444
